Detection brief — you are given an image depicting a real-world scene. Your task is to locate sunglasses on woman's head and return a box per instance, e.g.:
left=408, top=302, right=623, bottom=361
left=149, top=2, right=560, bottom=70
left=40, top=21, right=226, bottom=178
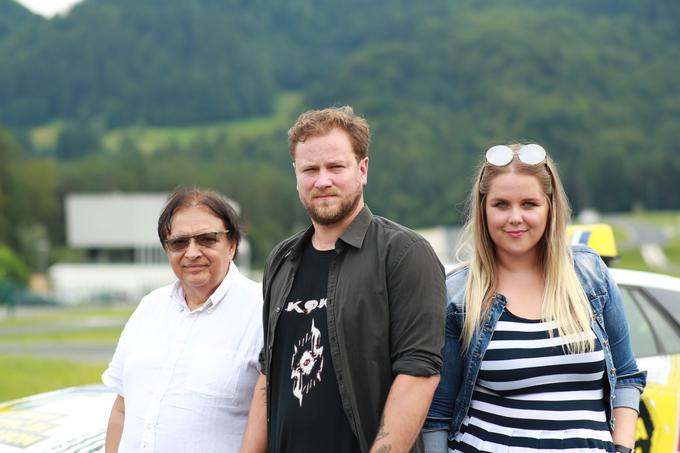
left=164, top=230, right=229, bottom=252
left=485, top=144, right=547, bottom=166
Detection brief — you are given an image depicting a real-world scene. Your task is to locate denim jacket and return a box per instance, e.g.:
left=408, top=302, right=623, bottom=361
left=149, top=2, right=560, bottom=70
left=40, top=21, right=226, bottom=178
left=423, top=245, right=646, bottom=448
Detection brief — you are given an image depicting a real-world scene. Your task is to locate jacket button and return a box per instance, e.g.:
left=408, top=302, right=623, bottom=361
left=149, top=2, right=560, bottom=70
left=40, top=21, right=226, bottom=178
left=603, top=339, right=609, bottom=346
left=611, top=368, right=617, bottom=374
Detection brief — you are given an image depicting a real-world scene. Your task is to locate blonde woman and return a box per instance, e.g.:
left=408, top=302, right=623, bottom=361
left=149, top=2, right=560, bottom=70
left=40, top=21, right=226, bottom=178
left=423, top=144, right=645, bottom=453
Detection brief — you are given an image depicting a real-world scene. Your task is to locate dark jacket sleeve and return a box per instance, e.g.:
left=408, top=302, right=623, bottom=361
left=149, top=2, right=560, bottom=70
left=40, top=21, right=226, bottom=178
left=387, top=238, right=446, bottom=376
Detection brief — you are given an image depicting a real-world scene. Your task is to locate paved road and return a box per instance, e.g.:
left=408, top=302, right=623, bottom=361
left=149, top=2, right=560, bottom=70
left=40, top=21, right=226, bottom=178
left=605, top=215, right=672, bottom=249
left=0, top=341, right=115, bottom=363
left=605, top=215, right=678, bottom=272
left=0, top=306, right=125, bottom=363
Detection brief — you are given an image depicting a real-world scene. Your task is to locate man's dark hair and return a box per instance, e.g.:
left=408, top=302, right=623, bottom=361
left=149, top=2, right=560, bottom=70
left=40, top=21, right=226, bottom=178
left=157, top=186, right=241, bottom=257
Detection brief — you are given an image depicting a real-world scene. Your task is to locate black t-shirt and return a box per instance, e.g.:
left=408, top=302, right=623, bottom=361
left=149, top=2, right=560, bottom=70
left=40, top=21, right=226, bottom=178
left=268, top=242, right=359, bottom=453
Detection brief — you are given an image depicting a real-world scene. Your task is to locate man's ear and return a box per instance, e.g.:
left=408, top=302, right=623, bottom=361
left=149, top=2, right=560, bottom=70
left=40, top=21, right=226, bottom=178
left=360, top=157, right=369, bottom=185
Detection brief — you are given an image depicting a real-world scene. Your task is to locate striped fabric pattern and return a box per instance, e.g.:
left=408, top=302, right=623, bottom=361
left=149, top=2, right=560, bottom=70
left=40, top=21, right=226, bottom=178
left=450, top=310, right=614, bottom=453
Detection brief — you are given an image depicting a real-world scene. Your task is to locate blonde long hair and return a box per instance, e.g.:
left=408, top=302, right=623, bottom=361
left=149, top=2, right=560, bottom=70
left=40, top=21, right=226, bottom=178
left=459, top=145, right=594, bottom=353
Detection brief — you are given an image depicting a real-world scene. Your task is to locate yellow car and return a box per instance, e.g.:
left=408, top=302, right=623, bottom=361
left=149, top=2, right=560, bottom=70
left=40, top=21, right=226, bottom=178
left=568, top=224, right=680, bottom=452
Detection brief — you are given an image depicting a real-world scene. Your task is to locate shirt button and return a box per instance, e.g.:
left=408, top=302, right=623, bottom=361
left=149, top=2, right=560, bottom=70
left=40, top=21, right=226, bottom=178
left=276, top=307, right=281, bottom=312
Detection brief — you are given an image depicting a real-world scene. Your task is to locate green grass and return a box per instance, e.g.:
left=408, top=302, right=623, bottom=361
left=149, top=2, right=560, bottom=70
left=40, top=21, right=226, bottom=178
left=663, top=234, right=680, bottom=270
left=0, top=355, right=106, bottom=401
left=101, top=91, right=303, bottom=154
left=0, top=328, right=122, bottom=343
left=28, top=120, right=66, bottom=151
left=610, top=224, right=632, bottom=245
left=27, top=91, right=304, bottom=155
left=615, top=248, right=655, bottom=273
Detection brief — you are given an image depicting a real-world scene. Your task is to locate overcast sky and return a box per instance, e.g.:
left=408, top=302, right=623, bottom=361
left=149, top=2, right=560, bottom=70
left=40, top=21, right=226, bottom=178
left=14, top=0, right=84, bottom=17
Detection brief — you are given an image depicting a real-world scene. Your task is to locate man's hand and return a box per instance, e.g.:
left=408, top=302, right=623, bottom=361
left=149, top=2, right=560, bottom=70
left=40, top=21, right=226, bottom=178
left=105, top=395, right=125, bottom=453
left=370, top=374, right=440, bottom=453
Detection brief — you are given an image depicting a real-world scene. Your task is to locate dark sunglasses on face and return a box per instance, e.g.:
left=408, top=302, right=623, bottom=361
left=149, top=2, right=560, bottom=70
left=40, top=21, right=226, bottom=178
left=485, top=144, right=547, bottom=166
left=164, top=230, right=229, bottom=252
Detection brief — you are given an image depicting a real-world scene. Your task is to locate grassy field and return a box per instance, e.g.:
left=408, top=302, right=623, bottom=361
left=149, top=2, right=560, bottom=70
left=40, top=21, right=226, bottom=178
left=28, top=92, right=304, bottom=155
left=0, top=355, right=107, bottom=402
left=0, top=306, right=129, bottom=401
left=101, top=91, right=301, bottom=155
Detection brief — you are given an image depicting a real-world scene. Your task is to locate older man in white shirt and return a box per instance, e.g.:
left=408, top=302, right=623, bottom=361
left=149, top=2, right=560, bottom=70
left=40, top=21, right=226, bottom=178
left=103, top=186, right=262, bottom=453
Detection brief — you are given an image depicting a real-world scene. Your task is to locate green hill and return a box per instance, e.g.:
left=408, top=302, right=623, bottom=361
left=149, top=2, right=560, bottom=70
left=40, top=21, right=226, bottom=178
left=0, top=0, right=42, bottom=38
left=0, top=0, right=679, bottom=266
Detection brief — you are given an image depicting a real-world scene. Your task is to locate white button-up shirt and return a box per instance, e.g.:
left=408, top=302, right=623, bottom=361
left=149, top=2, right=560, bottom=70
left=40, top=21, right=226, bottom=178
left=102, top=264, right=262, bottom=453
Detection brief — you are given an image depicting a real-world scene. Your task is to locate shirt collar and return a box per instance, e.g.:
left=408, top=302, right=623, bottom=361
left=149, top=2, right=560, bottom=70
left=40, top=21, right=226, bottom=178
left=287, top=205, right=373, bottom=260
left=170, top=263, right=240, bottom=312
left=338, top=205, right=372, bottom=249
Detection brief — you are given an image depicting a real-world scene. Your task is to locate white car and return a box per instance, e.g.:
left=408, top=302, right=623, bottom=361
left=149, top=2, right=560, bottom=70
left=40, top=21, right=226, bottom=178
left=0, top=385, right=115, bottom=452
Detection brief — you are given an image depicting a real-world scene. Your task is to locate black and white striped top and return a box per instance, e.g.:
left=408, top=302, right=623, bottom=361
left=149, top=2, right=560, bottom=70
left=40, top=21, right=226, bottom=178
left=449, top=309, right=614, bottom=453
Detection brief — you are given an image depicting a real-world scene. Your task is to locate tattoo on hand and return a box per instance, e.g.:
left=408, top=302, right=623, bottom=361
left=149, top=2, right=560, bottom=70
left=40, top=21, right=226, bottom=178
left=374, top=447, right=391, bottom=453
left=375, top=414, right=389, bottom=442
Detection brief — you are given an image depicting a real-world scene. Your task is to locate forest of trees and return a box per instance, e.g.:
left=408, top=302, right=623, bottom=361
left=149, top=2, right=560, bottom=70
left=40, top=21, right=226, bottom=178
left=0, top=0, right=678, bottom=270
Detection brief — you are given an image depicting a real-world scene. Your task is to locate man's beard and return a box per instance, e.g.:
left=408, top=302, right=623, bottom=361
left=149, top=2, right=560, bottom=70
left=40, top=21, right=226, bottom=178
left=303, top=190, right=362, bottom=226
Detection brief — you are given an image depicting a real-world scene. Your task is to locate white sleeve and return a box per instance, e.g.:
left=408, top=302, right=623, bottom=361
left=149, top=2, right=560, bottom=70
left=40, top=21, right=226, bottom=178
left=101, top=298, right=147, bottom=395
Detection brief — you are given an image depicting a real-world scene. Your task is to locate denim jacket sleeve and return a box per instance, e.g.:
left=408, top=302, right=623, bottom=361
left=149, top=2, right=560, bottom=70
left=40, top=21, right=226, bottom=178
left=596, top=253, right=647, bottom=409
left=424, top=302, right=463, bottom=431
left=424, top=268, right=467, bottom=437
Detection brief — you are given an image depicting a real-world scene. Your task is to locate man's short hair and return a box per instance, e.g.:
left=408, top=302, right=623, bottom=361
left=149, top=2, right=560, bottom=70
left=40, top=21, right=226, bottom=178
left=287, top=106, right=370, bottom=161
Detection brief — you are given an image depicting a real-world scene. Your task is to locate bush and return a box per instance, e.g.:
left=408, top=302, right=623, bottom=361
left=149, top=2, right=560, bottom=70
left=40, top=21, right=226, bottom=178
left=0, top=244, right=29, bottom=285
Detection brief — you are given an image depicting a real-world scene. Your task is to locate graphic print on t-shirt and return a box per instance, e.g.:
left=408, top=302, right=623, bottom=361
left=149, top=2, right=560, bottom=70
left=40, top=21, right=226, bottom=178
left=290, top=316, right=324, bottom=406
left=268, top=243, right=358, bottom=452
